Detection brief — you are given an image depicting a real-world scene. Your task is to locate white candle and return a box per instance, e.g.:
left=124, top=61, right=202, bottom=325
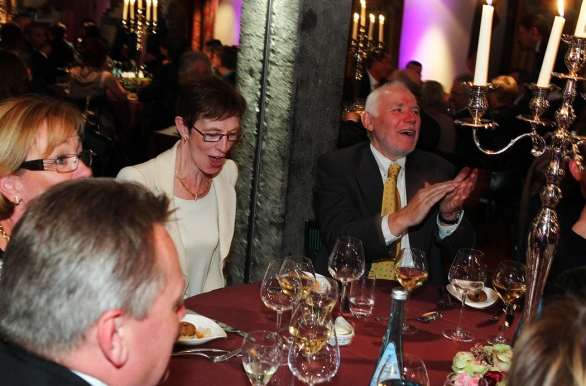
left=122, top=0, right=129, bottom=21
left=153, top=0, right=158, bottom=22
left=473, top=2, right=494, bottom=86
left=138, top=0, right=142, bottom=10
left=130, top=0, right=135, bottom=20
left=368, top=14, right=375, bottom=40
left=146, top=0, right=151, bottom=21
left=575, top=0, right=586, bottom=37
left=538, top=3, right=565, bottom=86
left=352, top=13, right=359, bottom=40
left=360, top=0, right=366, bottom=27
left=379, top=15, right=384, bottom=42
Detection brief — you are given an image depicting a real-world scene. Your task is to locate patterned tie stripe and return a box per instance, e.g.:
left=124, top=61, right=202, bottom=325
left=371, top=163, right=401, bottom=280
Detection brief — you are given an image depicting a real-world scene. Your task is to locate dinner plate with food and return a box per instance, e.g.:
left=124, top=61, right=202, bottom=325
left=177, top=314, right=227, bottom=345
left=446, top=284, right=498, bottom=309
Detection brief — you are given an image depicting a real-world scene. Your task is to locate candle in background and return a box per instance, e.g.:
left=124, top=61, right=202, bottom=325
left=130, top=0, right=135, bottom=20
left=137, top=0, right=142, bottom=11
left=473, top=1, right=494, bottom=85
left=538, top=1, right=565, bottom=86
left=153, top=0, right=158, bottom=22
left=379, top=15, right=384, bottom=42
left=122, top=0, right=129, bottom=21
left=575, top=0, right=586, bottom=37
left=146, top=0, right=151, bottom=21
left=360, top=0, right=366, bottom=27
left=368, top=14, right=375, bottom=40
left=352, top=13, right=359, bottom=40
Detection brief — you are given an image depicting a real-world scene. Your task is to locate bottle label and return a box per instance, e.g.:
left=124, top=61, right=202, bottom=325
left=370, top=342, right=399, bottom=386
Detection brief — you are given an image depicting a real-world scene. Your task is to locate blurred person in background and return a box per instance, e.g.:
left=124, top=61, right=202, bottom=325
left=0, top=50, right=30, bottom=101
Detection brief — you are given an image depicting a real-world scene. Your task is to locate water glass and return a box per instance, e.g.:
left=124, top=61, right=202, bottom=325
left=242, top=331, right=282, bottom=386
left=377, top=353, right=429, bottom=386
left=349, top=272, right=376, bottom=318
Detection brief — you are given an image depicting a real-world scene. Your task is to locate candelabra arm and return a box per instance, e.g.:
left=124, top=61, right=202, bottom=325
left=472, top=130, right=534, bottom=155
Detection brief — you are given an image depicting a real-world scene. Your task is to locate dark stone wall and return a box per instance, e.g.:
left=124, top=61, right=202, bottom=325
left=226, top=0, right=352, bottom=285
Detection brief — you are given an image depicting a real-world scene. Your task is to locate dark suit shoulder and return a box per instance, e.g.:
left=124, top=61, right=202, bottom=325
left=0, top=339, right=90, bottom=386
left=318, top=142, right=371, bottom=166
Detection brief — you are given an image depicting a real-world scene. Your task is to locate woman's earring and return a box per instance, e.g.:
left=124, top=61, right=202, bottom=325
left=13, top=196, right=19, bottom=205
left=183, top=137, right=188, bottom=143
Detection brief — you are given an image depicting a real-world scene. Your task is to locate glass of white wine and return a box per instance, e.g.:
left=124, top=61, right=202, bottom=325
left=280, top=256, right=317, bottom=300
left=328, top=236, right=365, bottom=313
left=393, top=248, right=429, bottom=334
left=261, top=259, right=299, bottom=332
left=442, top=248, right=487, bottom=342
left=242, top=330, right=282, bottom=386
left=288, top=311, right=340, bottom=385
left=487, top=260, right=526, bottom=345
left=306, top=277, right=339, bottom=321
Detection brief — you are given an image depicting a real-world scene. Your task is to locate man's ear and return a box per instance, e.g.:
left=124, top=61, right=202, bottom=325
left=361, top=111, right=374, bottom=133
left=97, top=309, right=129, bottom=368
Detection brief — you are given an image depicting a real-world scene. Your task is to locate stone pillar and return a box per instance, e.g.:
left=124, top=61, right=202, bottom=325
left=226, top=0, right=352, bottom=284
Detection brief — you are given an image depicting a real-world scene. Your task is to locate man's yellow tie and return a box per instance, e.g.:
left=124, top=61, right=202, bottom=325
left=371, top=163, right=402, bottom=280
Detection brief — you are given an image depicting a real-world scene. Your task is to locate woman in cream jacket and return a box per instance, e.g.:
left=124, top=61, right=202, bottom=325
left=117, top=75, right=246, bottom=297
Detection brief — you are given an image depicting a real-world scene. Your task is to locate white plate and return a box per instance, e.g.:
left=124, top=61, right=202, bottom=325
left=177, top=314, right=227, bottom=345
left=446, top=284, right=499, bottom=309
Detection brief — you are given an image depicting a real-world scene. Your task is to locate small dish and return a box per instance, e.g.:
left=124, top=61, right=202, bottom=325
left=176, top=314, right=227, bottom=345
left=329, top=316, right=354, bottom=346
left=446, top=284, right=498, bottom=309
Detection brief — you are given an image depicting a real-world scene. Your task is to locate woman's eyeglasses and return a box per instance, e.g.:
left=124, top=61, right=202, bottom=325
left=19, top=150, right=93, bottom=173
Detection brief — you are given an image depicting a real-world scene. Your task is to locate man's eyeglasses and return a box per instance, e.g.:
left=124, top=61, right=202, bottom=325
left=19, top=150, right=93, bottom=173
left=192, top=126, right=243, bottom=142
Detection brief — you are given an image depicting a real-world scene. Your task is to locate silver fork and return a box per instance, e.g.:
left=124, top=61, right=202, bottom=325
left=172, top=348, right=243, bottom=362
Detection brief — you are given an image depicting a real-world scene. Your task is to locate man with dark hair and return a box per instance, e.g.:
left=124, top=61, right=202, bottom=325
left=355, top=48, right=393, bottom=100
left=405, top=60, right=422, bottom=77
left=316, top=84, right=477, bottom=284
left=0, top=179, right=185, bottom=386
left=24, top=22, right=58, bottom=85
left=48, top=23, right=75, bottom=71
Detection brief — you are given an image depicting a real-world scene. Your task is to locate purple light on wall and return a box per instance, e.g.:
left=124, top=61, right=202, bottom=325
left=233, top=0, right=242, bottom=45
left=399, top=0, right=475, bottom=88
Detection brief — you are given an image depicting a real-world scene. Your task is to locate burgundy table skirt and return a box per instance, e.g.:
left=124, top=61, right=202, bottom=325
left=161, top=281, right=513, bottom=386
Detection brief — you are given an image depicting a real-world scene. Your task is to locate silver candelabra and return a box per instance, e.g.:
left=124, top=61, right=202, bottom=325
left=349, top=26, right=384, bottom=113
left=457, top=34, right=586, bottom=327
left=122, top=6, right=157, bottom=76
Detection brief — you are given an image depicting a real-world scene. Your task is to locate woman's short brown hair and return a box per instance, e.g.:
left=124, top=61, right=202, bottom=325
left=175, top=74, right=246, bottom=131
left=0, top=95, right=84, bottom=219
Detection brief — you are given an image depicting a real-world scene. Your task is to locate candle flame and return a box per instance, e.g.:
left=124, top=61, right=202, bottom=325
left=370, top=14, right=375, bottom=22
left=487, top=0, right=492, bottom=5
left=153, top=0, right=157, bottom=5
left=354, top=13, right=359, bottom=21
left=379, top=15, right=384, bottom=23
left=360, top=0, right=365, bottom=6
left=559, top=0, right=564, bottom=17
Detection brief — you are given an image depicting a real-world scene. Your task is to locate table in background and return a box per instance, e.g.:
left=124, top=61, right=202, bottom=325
left=162, top=281, right=513, bottom=386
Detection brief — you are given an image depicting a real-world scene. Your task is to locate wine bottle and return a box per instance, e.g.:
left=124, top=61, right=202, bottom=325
left=370, top=287, right=407, bottom=385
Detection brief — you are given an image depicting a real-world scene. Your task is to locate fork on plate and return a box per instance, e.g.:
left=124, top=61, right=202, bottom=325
left=172, top=348, right=243, bottom=362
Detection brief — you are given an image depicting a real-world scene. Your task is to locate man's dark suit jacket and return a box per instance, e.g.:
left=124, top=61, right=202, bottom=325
left=314, top=142, right=475, bottom=285
left=0, top=339, right=90, bottom=385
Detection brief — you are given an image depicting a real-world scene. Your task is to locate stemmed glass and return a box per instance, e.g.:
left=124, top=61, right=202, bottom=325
left=377, top=353, right=430, bottom=386
left=242, top=330, right=282, bottom=386
left=442, top=248, right=487, bottom=342
left=288, top=310, right=340, bottom=385
left=261, top=259, right=299, bottom=332
left=327, top=236, right=365, bottom=313
left=280, top=256, right=317, bottom=301
left=393, top=248, right=429, bottom=334
left=306, top=277, right=339, bottom=320
left=486, top=260, right=526, bottom=345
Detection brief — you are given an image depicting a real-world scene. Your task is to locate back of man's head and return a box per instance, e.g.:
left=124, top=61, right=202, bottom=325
left=519, top=13, right=549, bottom=39
left=178, top=50, right=211, bottom=82
left=0, top=179, right=171, bottom=362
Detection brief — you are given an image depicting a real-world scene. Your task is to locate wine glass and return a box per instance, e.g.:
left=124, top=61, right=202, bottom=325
left=377, top=353, right=430, bottom=386
left=242, top=330, right=282, bottom=386
left=281, top=256, right=317, bottom=300
left=288, top=311, right=340, bottom=385
left=261, top=259, right=299, bottom=331
left=327, top=236, right=365, bottom=313
left=486, top=260, right=526, bottom=345
left=442, top=248, right=487, bottom=342
left=393, top=248, right=429, bottom=334
left=306, top=277, right=339, bottom=320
